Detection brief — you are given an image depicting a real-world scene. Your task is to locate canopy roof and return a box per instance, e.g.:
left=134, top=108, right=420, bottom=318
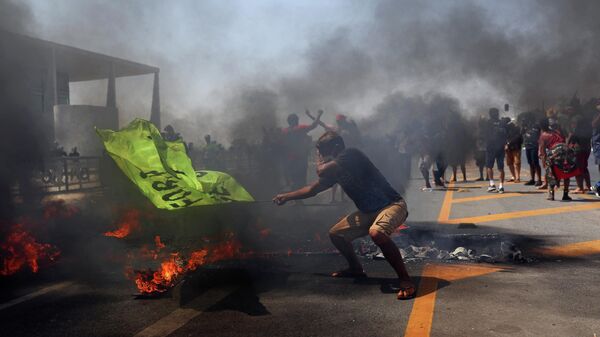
left=1, top=30, right=159, bottom=82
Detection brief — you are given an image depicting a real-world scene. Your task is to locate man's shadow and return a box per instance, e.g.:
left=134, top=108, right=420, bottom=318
left=312, top=273, right=449, bottom=298
left=177, top=267, right=289, bottom=316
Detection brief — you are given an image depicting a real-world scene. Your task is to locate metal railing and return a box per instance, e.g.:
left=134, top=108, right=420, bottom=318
left=36, top=156, right=102, bottom=193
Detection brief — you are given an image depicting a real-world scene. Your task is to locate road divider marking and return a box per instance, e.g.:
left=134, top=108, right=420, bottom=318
left=134, top=286, right=237, bottom=337
left=534, top=240, right=600, bottom=257
left=443, top=202, right=600, bottom=224
left=437, top=182, right=454, bottom=223
left=0, top=281, right=74, bottom=311
left=451, top=193, right=529, bottom=203
left=404, top=264, right=505, bottom=337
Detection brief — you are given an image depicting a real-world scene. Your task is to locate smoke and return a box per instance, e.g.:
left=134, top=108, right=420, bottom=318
left=0, top=0, right=45, bottom=221
left=13, top=0, right=600, bottom=144
left=0, top=0, right=33, bottom=34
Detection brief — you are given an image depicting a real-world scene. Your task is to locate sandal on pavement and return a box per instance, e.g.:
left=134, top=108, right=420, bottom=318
left=397, top=282, right=417, bottom=300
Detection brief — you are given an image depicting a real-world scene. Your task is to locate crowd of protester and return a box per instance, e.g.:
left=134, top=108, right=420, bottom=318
left=417, top=96, right=600, bottom=201
left=159, top=95, right=600, bottom=202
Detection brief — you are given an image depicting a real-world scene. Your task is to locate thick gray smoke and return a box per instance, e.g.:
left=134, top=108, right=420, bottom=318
left=17, top=0, right=600, bottom=142
left=0, top=0, right=45, bottom=221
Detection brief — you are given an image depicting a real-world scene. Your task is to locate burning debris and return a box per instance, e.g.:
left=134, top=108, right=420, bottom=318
left=127, top=230, right=243, bottom=295
left=0, top=224, right=60, bottom=276
left=132, top=237, right=242, bottom=295
left=104, top=209, right=142, bottom=238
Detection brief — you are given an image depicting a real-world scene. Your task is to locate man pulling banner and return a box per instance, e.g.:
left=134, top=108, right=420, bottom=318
left=96, top=119, right=253, bottom=210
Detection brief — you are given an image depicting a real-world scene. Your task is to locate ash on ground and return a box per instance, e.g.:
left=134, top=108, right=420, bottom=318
left=354, top=238, right=536, bottom=264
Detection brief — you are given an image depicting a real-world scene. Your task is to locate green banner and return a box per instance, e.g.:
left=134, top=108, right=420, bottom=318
left=96, top=119, right=253, bottom=209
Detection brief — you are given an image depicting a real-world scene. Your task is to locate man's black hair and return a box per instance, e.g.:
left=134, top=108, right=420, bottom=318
left=287, top=113, right=299, bottom=126
left=316, top=131, right=345, bottom=155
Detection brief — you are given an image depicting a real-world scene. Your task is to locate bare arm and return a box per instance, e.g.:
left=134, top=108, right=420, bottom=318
left=273, top=180, right=332, bottom=205
left=316, top=159, right=339, bottom=178
left=305, top=109, right=333, bottom=131
left=304, top=109, right=324, bottom=132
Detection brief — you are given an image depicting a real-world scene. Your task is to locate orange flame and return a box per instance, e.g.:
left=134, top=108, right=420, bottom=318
left=133, top=239, right=241, bottom=294
left=1, top=224, right=60, bottom=276
left=104, top=209, right=141, bottom=238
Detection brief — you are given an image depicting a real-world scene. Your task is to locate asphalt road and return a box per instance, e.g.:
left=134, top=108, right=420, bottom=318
left=2, top=158, right=600, bottom=337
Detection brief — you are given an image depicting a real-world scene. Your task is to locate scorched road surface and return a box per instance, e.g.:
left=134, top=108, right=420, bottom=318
left=1, top=159, right=600, bottom=337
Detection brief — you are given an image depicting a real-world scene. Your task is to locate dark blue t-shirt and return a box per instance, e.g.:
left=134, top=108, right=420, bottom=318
left=318, top=148, right=402, bottom=213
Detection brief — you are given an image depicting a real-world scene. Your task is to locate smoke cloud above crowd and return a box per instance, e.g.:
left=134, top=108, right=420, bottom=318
left=5, top=0, right=600, bottom=143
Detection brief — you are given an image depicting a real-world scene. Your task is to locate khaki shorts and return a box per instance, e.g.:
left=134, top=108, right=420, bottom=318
left=329, top=200, right=408, bottom=241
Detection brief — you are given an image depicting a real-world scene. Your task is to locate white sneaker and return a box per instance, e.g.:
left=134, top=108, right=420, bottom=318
left=487, top=185, right=497, bottom=192
left=498, top=187, right=505, bottom=194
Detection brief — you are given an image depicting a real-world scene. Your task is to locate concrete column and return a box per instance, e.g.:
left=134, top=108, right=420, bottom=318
left=106, top=62, right=116, bottom=108
left=46, top=47, right=57, bottom=142
left=150, top=71, right=161, bottom=129
left=49, top=48, right=57, bottom=105
left=106, top=62, right=119, bottom=129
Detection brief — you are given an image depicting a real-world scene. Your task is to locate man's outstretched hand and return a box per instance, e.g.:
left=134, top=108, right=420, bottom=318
left=272, top=193, right=289, bottom=205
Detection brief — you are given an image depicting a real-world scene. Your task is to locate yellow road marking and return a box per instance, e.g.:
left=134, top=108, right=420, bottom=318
left=437, top=182, right=454, bottom=222
left=452, top=193, right=528, bottom=203
left=534, top=240, right=600, bottom=257
left=444, top=203, right=600, bottom=224
left=404, top=264, right=504, bottom=337
left=134, top=286, right=236, bottom=337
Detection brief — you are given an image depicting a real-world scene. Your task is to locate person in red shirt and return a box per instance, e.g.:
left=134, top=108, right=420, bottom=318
left=281, top=111, right=323, bottom=190
left=539, top=118, right=579, bottom=201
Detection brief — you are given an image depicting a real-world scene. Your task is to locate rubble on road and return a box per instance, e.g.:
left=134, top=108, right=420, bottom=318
left=354, top=239, right=537, bottom=264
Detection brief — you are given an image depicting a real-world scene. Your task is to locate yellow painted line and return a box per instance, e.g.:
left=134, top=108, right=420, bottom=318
left=452, top=193, right=527, bottom=203
left=437, top=182, right=454, bottom=222
left=404, top=264, right=505, bottom=337
left=444, top=202, right=600, bottom=224
left=534, top=240, right=600, bottom=257
left=134, top=286, right=236, bottom=337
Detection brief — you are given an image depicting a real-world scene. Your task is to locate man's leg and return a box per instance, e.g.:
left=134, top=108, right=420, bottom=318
left=419, top=156, right=432, bottom=189
left=506, top=149, right=516, bottom=181
left=451, top=165, right=457, bottom=182
left=498, top=150, right=506, bottom=188
left=368, top=201, right=413, bottom=299
left=514, top=150, right=521, bottom=182
left=461, top=163, right=467, bottom=181
left=525, top=149, right=536, bottom=184
left=328, top=213, right=369, bottom=275
left=485, top=150, right=496, bottom=191
left=584, top=168, right=591, bottom=190
left=574, top=174, right=585, bottom=193
left=329, top=234, right=363, bottom=272
left=563, top=178, right=572, bottom=201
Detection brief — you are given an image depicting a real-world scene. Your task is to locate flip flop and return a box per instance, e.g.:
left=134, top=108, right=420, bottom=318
left=397, top=284, right=417, bottom=300
left=331, top=269, right=367, bottom=278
